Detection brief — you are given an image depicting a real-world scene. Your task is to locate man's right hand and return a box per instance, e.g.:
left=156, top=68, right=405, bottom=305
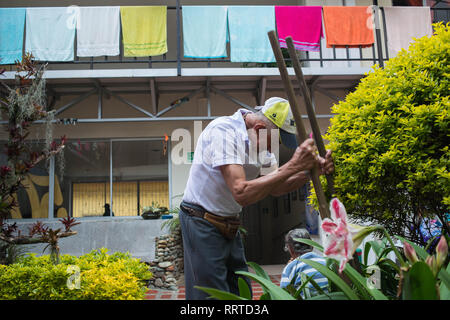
left=288, top=138, right=319, bottom=173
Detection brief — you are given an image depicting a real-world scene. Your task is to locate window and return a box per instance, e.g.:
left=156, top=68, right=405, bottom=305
left=112, top=140, right=168, bottom=216
left=2, top=142, right=50, bottom=219
left=61, top=140, right=110, bottom=218
left=4, top=138, right=169, bottom=219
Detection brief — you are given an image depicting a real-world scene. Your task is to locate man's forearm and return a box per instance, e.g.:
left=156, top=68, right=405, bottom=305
left=221, top=139, right=320, bottom=207
left=230, top=164, right=299, bottom=207
left=270, top=170, right=310, bottom=197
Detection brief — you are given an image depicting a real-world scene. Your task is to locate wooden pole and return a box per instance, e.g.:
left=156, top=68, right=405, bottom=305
left=268, top=30, right=330, bottom=220
left=285, top=36, right=336, bottom=197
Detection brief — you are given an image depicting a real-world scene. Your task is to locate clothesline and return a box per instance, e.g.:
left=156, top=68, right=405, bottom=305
left=0, top=5, right=433, bottom=65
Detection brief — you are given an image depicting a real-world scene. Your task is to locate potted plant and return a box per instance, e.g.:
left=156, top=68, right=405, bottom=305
left=141, top=202, right=166, bottom=220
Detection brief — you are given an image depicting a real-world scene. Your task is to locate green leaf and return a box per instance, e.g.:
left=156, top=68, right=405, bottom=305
left=344, top=264, right=388, bottom=300
left=306, top=274, right=329, bottom=297
left=238, top=277, right=252, bottom=300
left=286, top=270, right=320, bottom=300
left=369, top=240, right=383, bottom=258
left=440, top=281, right=450, bottom=300
left=294, top=238, right=324, bottom=252
left=395, top=236, right=430, bottom=260
left=402, top=261, right=438, bottom=300
left=259, top=292, right=270, bottom=300
left=438, top=264, right=450, bottom=291
left=439, top=263, right=450, bottom=300
left=284, top=284, right=299, bottom=299
left=194, top=286, right=247, bottom=300
left=308, top=292, right=348, bottom=300
left=377, top=247, right=394, bottom=262
left=299, top=258, right=360, bottom=300
left=378, top=257, right=401, bottom=273
left=300, top=272, right=312, bottom=299
left=246, top=261, right=271, bottom=296
left=364, top=241, right=372, bottom=266
left=235, top=271, right=295, bottom=300
left=247, top=261, right=271, bottom=281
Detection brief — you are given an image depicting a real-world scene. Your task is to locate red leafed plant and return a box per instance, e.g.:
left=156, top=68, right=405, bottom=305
left=59, top=217, right=81, bottom=233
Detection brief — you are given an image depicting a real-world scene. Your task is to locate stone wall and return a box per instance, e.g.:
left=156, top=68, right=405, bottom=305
left=148, top=228, right=184, bottom=290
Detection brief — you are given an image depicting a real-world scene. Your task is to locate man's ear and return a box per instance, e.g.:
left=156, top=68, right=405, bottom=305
left=253, top=122, right=267, bottom=134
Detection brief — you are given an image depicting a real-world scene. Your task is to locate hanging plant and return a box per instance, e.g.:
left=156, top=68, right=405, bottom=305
left=0, top=53, right=75, bottom=265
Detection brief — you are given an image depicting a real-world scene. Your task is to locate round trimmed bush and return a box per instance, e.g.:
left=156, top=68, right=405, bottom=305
left=310, top=23, right=449, bottom=245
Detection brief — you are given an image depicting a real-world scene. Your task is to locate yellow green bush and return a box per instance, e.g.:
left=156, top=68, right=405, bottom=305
left=0, top=248, right=152, bottom=300
left=310, top=23, right=449, bottom=244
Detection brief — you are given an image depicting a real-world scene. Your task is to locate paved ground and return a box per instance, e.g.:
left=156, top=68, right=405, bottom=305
left=145, top=265, right=284, bottom=300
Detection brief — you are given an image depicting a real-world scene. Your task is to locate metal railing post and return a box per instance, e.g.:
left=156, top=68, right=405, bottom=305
left=372, top=2, right=385, bottom=68
left=176, top=0, right=182, bottom=76
left=48, top=155, right=55, bottom=219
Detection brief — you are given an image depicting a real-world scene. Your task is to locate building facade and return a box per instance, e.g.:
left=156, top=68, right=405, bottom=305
left=0, top=0, right=447, bottom=263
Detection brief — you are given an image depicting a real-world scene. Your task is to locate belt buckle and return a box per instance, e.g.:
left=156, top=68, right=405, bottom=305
left=183, top=205, right=202, bottom=218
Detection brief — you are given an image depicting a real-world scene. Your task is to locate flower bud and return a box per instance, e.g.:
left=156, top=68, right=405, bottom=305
left=403, top=242, right=419, bottom=264
left=436, top=236, right=448, bottom=269
left=426, top=255, right=438, bottom=276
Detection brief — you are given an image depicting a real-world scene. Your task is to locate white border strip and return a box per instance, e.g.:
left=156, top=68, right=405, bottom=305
left=2, top=67, right=371, bottom=80
left=181, top=67, right=371, bottom=77
left=2, top=68, right=178, bottom=80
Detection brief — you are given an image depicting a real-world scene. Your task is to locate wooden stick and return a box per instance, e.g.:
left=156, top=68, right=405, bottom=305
left=285, top=36, right=336, bottom=197
left=268, top=30, right=330, bottom=220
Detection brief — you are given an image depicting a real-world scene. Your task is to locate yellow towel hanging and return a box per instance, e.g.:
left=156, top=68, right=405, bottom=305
left=120, top=6, right=167, bottom=57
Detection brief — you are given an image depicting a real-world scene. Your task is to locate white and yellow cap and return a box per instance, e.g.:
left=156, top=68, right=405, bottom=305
left=256, top=97, right=298, bottom=149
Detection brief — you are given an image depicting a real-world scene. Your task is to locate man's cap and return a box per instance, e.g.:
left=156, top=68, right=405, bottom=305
left=256, top=97, right=298, bottom=149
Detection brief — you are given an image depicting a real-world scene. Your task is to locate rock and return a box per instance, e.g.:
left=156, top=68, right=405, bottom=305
left=153, top=271, right=164, bottom=278
left=154, top=278, right=164, bottom=287
left=158, top=261, right=172, bottom=268
left=166, top=277, right=176, bottom=283
left=166, top=265, right=175, bottom=272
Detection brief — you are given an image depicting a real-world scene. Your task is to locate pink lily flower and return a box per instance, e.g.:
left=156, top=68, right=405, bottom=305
left=321, top=198, right=354, bottom=273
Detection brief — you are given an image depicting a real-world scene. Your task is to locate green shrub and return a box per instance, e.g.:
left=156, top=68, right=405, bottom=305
left=310, top=23, right=450, bottom=244
left=0, top=248, right=152, bottom=300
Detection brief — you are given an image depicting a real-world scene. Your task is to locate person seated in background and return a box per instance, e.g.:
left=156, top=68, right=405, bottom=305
left=103, top=203, right=114, bottom=217
left=280, top=228, right=328, bottom=296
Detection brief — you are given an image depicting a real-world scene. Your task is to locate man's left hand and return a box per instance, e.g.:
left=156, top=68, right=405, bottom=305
left=318, top=150, right=334, bottom=175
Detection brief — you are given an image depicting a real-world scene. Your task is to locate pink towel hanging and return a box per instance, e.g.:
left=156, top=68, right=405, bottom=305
left=275, top=6, right=323, bottom=52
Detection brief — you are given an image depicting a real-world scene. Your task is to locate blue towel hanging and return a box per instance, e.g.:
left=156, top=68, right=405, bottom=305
left=0, top=8, right=26, bottom=65
left=227, top=6, right=276, bottom=63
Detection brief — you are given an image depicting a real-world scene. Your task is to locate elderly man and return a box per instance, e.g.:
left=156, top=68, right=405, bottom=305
left=280, top=228, right=329, bottom=296
left=179, top=97, right=334, bottom=300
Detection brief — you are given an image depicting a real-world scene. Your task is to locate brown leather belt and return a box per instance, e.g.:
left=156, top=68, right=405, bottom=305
left=181, top=203, right=241, bottom=240
left=180, top=204, right=206, bottom=218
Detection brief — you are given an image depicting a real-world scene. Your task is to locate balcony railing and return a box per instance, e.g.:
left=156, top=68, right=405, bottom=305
left=2, top=4, right=448, bottom=75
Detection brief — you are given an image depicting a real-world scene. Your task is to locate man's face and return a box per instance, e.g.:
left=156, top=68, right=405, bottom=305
left=252, top=123, right=273, bottom=153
